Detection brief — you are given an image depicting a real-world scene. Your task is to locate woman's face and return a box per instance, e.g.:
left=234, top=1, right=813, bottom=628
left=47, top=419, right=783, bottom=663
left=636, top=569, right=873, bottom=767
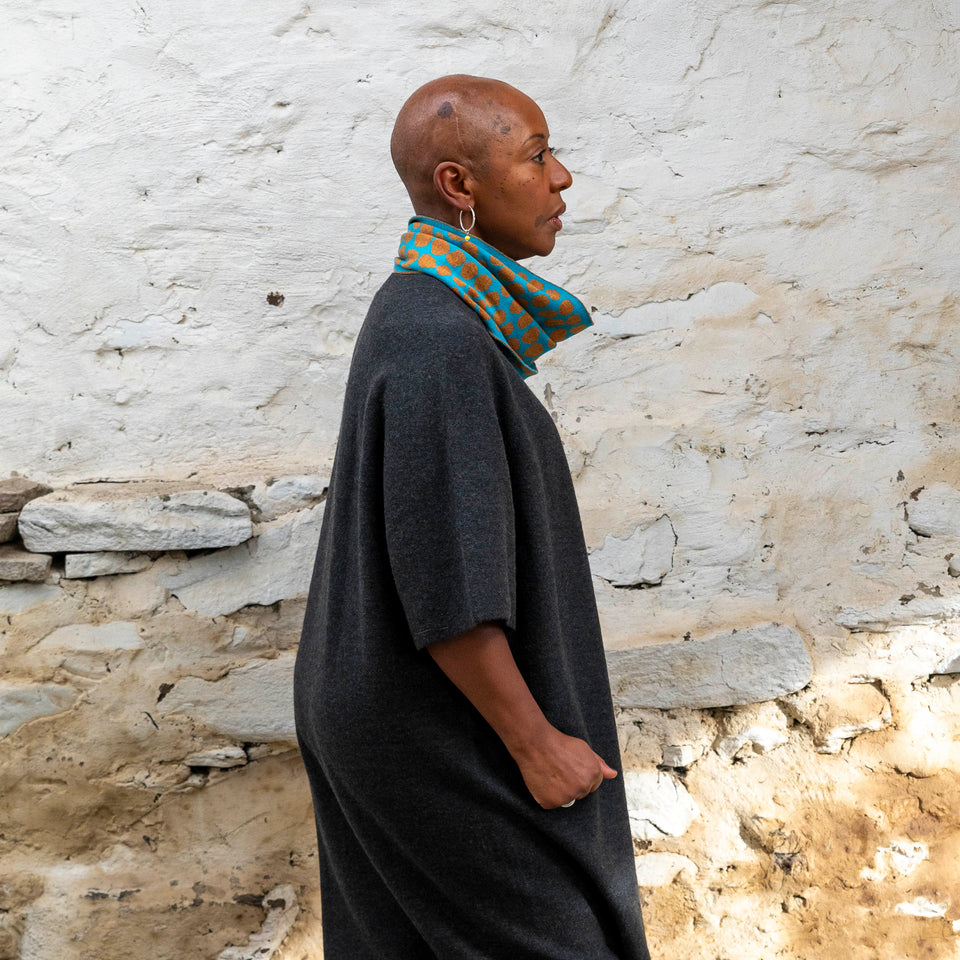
left=468, top=92, right=573, bottom=262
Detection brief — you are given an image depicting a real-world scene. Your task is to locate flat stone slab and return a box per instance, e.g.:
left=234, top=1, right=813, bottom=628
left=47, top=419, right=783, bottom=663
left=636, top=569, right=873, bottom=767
left=0, top=477, right=52, bottom=513
left=590, top=515, right=676, bottom=586
left=19, top=484, right=252, bottom=552
left=0, top=513, right=18, bottom=543
left=836, top=597, right=960, bottom=633
left=27, top=622, right=143, bottom=678
left=607, top=623, right=813, bottom=709
left=0, top=545, right=52, bottom=582
left=158, top=652, right=296, bottom=742
left=33, top=621, right=143, bottom=654
left=63, top=552, right=153, bottom=579
left=906, top=484, right=960, bottom=538
left=161, top=504, right=323, bottom=616
left=248, top=474, right=328, bottom=521
left=0, top=681, right=77, bottom=737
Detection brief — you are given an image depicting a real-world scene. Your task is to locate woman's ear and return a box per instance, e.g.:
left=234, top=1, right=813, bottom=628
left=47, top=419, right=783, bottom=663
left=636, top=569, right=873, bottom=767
left=433, top=161, right=474, bottom=215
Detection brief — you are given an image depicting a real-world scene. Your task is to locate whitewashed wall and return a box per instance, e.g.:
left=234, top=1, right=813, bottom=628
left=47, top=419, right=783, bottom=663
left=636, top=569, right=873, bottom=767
left=3, top=1, right=960, bottom=958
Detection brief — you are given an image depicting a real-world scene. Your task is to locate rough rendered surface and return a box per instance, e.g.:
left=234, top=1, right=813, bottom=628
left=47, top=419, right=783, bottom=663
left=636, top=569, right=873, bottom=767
left=2, top=2, right=960, bottom=959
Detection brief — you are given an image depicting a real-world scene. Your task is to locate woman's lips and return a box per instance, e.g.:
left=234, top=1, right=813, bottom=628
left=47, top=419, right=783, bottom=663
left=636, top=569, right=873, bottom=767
left=549, top=215, right=563, bottom=229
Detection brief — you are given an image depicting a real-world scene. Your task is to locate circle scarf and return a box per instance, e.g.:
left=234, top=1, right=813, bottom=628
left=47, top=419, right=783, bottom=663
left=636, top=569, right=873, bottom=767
left=394, top=217, right=592, bottom=379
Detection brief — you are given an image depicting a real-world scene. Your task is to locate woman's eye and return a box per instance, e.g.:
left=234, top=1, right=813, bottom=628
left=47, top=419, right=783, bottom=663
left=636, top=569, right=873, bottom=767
left=533, top=146, right=561, bottom=164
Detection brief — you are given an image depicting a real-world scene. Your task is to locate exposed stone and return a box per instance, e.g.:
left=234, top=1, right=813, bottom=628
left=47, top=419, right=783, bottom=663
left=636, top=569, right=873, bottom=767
left=602, top=282, right=760, bottom=338
left=623, top=770, right=699, bottom=840
left=895, top=898, right=947, bottom=919
left=33, top=622, right=143, bottom=653
left=608, top=623, right=813, bottom=709
left=0, top=583, right=60, bottom=613
left=183, top=746, right=248, bottom=768
left=0, top=513, right=18, bottom=543
left=161, top=504, right=323, bottom=616
left=18, top=486, right=252, bottom=553
left=62, top=552, right=153, bottom=579
left=860, top=841, right=928, bottom=882
left=0, top=478, right=52, bottom=513
left=0, top=681, right=77, bottom=736
left=661, top=743, right=698, bottom=768
left=0, top=545, right=52, bottom=582
left=589, top=516, right=675, bottom=586
left=27, top=622, right=144, bottom=679
left=716, top=725, right=788, bottom=761
left=217, top=885, right=298, bottom=960
left=934, top=651, right=960, bottom=675
left=819, top=624, right=960, bottom=684
left=780, top=681, right=891, bottom=754
left=713, top=701, right=791, bottom=762
left=949, top=555, right=960, bottom=578
left=248, top=475, right=328, bottom=522
left=158, top=653, right=296, bottom=742
left=634, top=853, right=698, bottom=887
left=905, top=483, right=960, bottom=538
left=835, top=598, right=960, bottom=633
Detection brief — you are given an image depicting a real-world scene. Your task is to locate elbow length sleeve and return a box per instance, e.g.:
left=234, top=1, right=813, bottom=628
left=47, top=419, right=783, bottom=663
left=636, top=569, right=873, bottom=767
left=382, top=347, right=517, bottom=650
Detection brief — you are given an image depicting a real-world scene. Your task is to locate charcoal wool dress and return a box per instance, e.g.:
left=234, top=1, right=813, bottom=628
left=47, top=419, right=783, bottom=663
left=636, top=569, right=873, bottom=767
left=294, top=271, right=650, bottom=960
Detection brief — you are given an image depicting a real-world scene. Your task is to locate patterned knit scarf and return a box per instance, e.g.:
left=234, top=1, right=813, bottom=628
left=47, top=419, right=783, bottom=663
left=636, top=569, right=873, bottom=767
left=394, top=216, right=592, bottom=378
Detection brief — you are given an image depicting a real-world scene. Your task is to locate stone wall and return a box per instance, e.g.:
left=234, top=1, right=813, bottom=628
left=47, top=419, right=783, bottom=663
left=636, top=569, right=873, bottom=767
left=3, top=1, right=960, bottom=958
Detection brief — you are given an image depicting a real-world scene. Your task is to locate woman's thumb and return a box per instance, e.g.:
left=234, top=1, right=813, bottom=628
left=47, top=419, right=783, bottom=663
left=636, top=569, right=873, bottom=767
left=600, top=758, right=618, bottom=779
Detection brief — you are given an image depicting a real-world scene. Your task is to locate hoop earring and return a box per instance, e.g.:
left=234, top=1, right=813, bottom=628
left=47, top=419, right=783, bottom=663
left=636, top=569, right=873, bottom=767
left=458, top=205, right=476, bottom=237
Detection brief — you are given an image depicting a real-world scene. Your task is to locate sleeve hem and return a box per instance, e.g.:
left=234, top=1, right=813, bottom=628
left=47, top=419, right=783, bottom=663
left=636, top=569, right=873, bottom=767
left=412, top=608, right=517, bottom=652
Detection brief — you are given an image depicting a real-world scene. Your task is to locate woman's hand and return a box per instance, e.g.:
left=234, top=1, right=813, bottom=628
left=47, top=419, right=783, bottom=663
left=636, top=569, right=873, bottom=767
left=509, top=725, right=618, bottom=810
left=426, top=622, right=618, bottom=809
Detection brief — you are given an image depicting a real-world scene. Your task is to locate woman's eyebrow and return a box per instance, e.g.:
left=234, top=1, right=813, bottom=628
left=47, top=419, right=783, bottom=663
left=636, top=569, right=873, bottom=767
left=522, top=133, right=548, bottom=145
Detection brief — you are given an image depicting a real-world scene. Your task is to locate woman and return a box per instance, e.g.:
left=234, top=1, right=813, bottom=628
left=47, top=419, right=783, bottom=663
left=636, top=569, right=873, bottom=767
left=294, top=75, right=650, bottom=960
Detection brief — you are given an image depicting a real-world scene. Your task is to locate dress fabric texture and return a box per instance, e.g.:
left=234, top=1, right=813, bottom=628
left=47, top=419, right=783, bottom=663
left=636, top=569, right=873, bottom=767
left=294, top=272, right=650, bottom=960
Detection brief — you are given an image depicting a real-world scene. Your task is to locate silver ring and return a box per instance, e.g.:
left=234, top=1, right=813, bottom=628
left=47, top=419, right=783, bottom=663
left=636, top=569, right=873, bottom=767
left=561, top=800, right=576, bottom=808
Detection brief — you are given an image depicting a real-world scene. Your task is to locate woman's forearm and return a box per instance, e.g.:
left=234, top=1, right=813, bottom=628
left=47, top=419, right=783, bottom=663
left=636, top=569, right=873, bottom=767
left=426, top=621, right=617, bottom=808
left=425, top=621, right=553, bottom=754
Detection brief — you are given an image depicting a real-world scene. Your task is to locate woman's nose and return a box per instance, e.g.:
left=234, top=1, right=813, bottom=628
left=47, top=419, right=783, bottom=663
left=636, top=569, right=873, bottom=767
left=551, top=156, right=573, bottom=191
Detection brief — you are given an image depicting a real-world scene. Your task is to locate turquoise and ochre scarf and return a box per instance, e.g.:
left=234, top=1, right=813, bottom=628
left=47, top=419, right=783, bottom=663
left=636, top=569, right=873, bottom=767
left=394, top=216, right=592, bottom=378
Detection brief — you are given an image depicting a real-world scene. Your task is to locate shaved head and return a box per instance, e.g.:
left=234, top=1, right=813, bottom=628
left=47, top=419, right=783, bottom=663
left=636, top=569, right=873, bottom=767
left=391, top=74, right=535, bottom=218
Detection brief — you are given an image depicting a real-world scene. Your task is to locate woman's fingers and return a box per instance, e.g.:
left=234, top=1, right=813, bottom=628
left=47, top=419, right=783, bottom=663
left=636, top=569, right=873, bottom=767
left=513, top=728, right=619, bottom=809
